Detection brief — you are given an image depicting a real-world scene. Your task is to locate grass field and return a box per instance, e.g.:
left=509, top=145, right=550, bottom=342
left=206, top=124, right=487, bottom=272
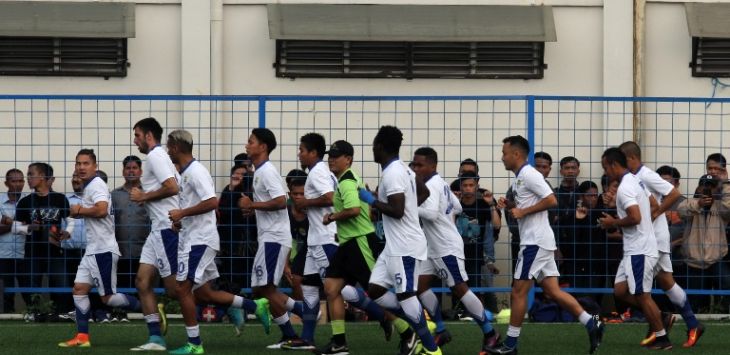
left=2, top=320, right=727, bottom=354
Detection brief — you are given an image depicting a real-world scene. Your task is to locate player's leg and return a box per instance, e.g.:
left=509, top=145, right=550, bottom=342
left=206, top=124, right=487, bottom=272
left=656, top=252, right=703, bottom=347
left=58, top=256, right=94, bottom=349
left=391, top=257, right=439, bottom=354
left=624, top=255, right=671, bottom=349
left=252, top=242, right=298, bottom=342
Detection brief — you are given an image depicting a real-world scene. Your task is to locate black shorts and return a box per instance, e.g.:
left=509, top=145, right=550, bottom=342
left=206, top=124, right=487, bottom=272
left=326, top=233, right=383, bottom=287
left=290, top=240, right=307, bottom=277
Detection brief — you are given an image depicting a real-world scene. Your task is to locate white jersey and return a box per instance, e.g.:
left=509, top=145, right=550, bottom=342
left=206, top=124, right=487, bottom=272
left=378, top=159, right=427, bottom=259
left=418, top=173, right=464, bottom=258
left=304, top=161, right=338, bottom=246
left=253, top=161, right=292, bottom=247
left=179, top=160, right=219, bottom=252
left=511, top=164, right=556, bottom=250
left=635, top=165, right=674, bottom=253
left=141, top=146, right=180, bottom=231
left=82, top=176, right=120, bottom=256
left=616, top=172, right=658, bottom=257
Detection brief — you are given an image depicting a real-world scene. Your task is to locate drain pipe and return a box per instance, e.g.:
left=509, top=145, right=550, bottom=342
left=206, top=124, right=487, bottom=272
left=633, top=0, right=645, bottom=144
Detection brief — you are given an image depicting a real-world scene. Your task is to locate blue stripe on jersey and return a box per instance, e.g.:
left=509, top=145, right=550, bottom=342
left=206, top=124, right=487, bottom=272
left=94, top=252, right=114, bottom=295
left=441, top=255, right=464, bottom=285
left=161, top=229, right=179, bottom=274
left=186, top=245, right=207, bottom=283
left=631, top=254, right=645, bottom=294
left=402, top=256, right=416, bottom=293
left=264, top=242, right=282, bottom=285
left=518, top=245, right=539, bottom=280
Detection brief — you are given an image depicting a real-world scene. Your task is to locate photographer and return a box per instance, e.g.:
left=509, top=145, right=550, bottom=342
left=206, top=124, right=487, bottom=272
left=678, top=153, right=730, bottom=311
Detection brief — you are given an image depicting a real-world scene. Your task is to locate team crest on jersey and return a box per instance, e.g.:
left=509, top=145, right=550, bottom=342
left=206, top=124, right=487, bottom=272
left=516, top=179, right=524, bottom=186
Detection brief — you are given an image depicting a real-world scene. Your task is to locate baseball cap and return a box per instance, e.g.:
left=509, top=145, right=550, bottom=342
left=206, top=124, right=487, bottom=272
left=325, top=140, right=354, bottom=157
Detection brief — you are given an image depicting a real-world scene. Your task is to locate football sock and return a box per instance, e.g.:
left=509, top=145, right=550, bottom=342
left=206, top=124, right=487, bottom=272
left=578, top=311, right=595, bottom=330
left=505, top=325, right=521, bottom=348
left=342, top=285, right=386, bottom=322
left=145, top=313, right=162, bottom=337
left=185, top=325, right=201, bottom=345
left=106, top=293, right=141, bottom=311
left=666, top=283, right=699, bottom=329
left=460, top=290, right=493, bottom=334
left=273, top=313, right=298, bottom=338
left=400, top=295, right=438, bottom=352
left=418, top=289, right=445, bottom=333
left=285, top=297, right=304, bottom=318
left=73, top=295, right=91, bottom=334
left=301, top=285, right=320, bottom=343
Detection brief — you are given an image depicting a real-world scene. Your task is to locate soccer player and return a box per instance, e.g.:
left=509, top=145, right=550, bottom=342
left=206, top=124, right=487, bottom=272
left=598, top=147, right=671, bottom=349
left=619, top=141, right=703, bottom=347
left=358, top=125, right=442, bottom=355
left=238, top=128, right=305, bottom=346
left=281, top=133, right=339, bottom=350
left=129, top=117, right=181, bottom=351
left=165, top=130, right=270, bottom=354
left=490, top=135, right=604, bottom=355
left=410, top=147, right=500, bottom=354
left=317, top=139, right=403, bottom=354
left=58, top=149, right=142, bottom=348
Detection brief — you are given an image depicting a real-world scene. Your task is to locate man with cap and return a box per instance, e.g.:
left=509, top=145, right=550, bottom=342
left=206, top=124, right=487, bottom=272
left=316, top=140, right=407, bottom=354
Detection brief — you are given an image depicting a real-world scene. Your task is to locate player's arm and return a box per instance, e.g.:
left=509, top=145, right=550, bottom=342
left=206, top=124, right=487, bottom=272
left=653, top=188, right=681, bottom=219
left=510, top=193, right=557, bottom=219
left=131, top=177, right=179, bottom=203
left=243, top=195, right=287, bottom=211
left=417, top=185, right=439, bottom=221
left=299, top=192, right=334, bottom=209
left=415, top=176, right=430, bottom=206
left=372, top=193, right=405, bottom=219
left=598, top=204, right=641, bottom=229
left=71, top=200, right=109, bottom=218
left=169, top=197, right=218, bottom=223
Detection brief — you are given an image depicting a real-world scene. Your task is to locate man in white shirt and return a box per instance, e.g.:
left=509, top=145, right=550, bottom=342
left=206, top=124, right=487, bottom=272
left=358, top=125, right=441, bottom=355
left=410, top=147, right=499, bottom=354
left=491, top=136, right=604, bottom=355
left=619, top=141, right=702, bottom=347
left=0, top=168, right=26, bottom=313
left=129, top=117, right=181, bottom=351
left=238, top=128, right=304, bottom=346
left=165, top=130, right=269, bottom=355
left=58, top=149, right=142, bottom=348
left=282, top=133, right=338, bottom=350
left=598, top=147, right=671, bottom=350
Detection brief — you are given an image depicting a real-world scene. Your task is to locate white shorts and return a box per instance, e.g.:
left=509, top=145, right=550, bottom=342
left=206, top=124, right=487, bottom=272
left=303, top=244, right=338, bottom=279
left=251, top=242, right=291, bottom=288
left=75, top=252, right=119, bottom=296
left=420, top=255, right=469, bottom=288
left=615, top=254, right=658, bottom=295
left=139, top=229, right=179, bottom=278
left=514, top=245, right=560, bottom=282
left=654, top=251, right=673, bottom=274
left=369, top=254, right=421, bottom=294
left=177, top=245, right=220, bottom=290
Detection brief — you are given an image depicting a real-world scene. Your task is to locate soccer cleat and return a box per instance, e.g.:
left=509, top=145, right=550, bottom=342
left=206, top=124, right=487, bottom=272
left=434, top=329, right=452, bottom=347
left=158, top=303, right=168, bottom=336
left=398, top=329, right=418, bottom=355
left=640, top=333, right=656, bottom=347
left=482, top=343, right=518, bottom=355
left=168, top=342, right=205, bottom=355
left=58, top=333, right=91, bottom=348
left=266, top=336, right=295, bottom=350
left=253, top=298, right=271, bottom=335
left=647, top=335, right=672, bottom=350
left=280, top=337, right=316, bottom=350
left=315, top=340, right=350, bottom=355
left=227, top=307, right=244, bottom=336
left=641, top=312, right=675, bottom=347
left=483, top=329, right=501, bottom=349
left=380, top=319, right=393, bottom=342
left=588, top=315, right=605, bottom=354
left=683, top=323, right=705, bottom=348
left=131, top=335, right=167, bottom=351
left=413, top=342, right=442, bottom=355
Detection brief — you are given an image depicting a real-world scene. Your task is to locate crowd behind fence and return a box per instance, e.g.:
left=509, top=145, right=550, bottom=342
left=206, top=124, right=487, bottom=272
left=1, top=94, right=730, bottom=316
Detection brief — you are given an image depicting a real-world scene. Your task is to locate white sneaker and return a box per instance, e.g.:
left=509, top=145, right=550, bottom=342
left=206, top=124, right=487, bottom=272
left=130, top=342, right=167, bottom=351
left=267, top=338, right=291, bottom=350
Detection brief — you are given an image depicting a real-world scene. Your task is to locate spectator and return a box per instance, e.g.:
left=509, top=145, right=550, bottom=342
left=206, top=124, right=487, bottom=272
left=111, top=155, right=150, bottom=322
left=457, top=172, right=501, bottom=313
left=555, top=156, right=581, bottom=285
left=656, top=166, right=686, bottom=265
left=0, top=169, right=27, bottom=313
left=284, top=169, right=308, bottom=301
left=217, top=156, right=257, bottom=293
left=59, top=172, right=90, bottom=319
left=572, top=180, right=605, bottom=304
left=14, top=162, right=71, bottom=316
left=450, top=158, right=481, bottom=195
left=678, top=153, right=730, bottom=311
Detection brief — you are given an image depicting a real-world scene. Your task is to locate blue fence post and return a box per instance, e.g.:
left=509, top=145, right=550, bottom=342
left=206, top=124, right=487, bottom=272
left=526, top=95, right=536, bottom=310
left=258, top=96, right=267, bottom=128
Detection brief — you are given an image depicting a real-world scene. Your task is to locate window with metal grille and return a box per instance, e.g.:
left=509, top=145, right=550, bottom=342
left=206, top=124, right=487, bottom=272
left=275, top=40, right=545, bottom=79
left=0, top=37, right=127, bottom=78
left=691, top=37, right=730, bottom=77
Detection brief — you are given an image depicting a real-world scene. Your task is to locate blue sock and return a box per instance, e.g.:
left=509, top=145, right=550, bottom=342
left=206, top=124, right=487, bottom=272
left=473, top=310, right=494, bottom=334
left=189, top=336, right=201, bottom=345
left=291, top=300, right=304, bottom=318
left=409, top=313, right=438, bottom=352
left=186, top=325, right=201, bottom=345
left=678, top=301, right=699, bottom=329
left=300, top=299, right=319, bottom=343
left=144, top=314, right=162, bottom=337
left=124, top=294, right=141, bottom=312
left=279, top=322, right=297, bottom=338
left=505, top=336, right=518, bottom=348
left=75, top=305, right=89, bottom=334
left=242, top=299, right=257, bottom=313
left=585, top=317, right=596, bottom=331
left=349, top=288, right=385, bottom=322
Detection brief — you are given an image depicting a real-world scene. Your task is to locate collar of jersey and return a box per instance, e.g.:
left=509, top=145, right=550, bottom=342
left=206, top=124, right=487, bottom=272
left=423, top=171, right=438, bottom=183
left=309, top=160, right=323, bottom=171
left=382, top=157, right=400, bottom=170
left=255, top=159, right=269, bottom=170
left=179, top=158, right=197, bottom=174
left=631, top=164, right=644, bottom=175
left=514, top=162, right=529, bottom=177
left=82, top=174, right=99, bottom=189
